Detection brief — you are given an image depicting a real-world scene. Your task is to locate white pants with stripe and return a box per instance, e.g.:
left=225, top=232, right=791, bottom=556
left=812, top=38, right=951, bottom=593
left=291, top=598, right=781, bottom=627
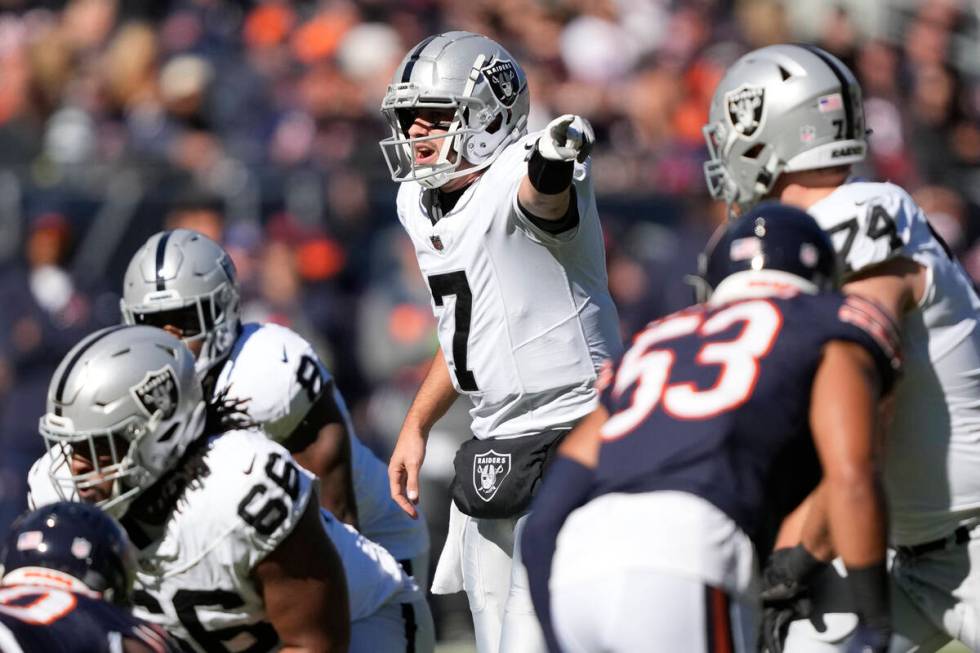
left=549, top=491, right=759, bottom=653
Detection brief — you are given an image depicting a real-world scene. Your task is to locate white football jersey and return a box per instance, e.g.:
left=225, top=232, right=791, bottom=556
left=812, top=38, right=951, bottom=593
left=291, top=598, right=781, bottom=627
left=809, top=181, right=980, bottom=545
left=213, top=322, right=429, bottom=561
left=396, top=134, right=623, bottom=439
left=27, top=429, right=419, bottom=650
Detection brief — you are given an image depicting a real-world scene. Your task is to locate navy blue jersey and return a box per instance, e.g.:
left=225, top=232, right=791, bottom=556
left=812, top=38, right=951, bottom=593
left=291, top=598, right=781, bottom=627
left=594, top=293, right=900, bottom=545
left=0, top=584, right=181, bottom=653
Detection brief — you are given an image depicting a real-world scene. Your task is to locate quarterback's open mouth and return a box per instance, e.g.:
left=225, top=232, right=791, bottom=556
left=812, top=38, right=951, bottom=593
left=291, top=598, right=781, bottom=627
left=414, top=143, right=438, bottom=163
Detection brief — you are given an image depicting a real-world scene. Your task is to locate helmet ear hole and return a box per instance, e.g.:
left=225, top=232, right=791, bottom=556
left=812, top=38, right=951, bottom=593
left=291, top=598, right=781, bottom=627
left=485, top=113, right=503, bottom=134
left=742, top=143, right=765, bottom=159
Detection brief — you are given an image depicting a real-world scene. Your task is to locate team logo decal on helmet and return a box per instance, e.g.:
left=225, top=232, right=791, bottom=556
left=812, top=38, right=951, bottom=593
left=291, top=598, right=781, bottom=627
left=481, top=59, right=520, bottom=107
left=725, top=85, right=766, bottom=137
left=131, top=367, right=179, bottom=420
left=473, top=450, right=511, bottom=502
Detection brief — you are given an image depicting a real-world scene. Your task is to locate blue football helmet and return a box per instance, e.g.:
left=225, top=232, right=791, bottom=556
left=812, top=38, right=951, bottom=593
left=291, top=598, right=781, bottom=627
left=0, top=502, right=136, bottom=604
left=699, top=201, right=839, bottom=303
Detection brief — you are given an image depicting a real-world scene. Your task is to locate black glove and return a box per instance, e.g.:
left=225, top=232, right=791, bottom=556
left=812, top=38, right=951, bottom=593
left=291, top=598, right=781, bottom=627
left=760, top=601, right=810, bottom=653
left=759, top=546, right=827, bottom=653
left=845, top=623, right=891, bottom=653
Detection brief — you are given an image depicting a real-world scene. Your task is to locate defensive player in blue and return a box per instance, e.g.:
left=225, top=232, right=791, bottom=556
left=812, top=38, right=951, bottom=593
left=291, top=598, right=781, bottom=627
left=521, top=203, right=903, bottom=652
left=0, top=501, right=181, bottom=653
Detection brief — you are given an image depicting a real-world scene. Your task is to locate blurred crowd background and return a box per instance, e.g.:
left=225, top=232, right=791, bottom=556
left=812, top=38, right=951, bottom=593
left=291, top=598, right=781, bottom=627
left=0, top=0, right=977, bottom=644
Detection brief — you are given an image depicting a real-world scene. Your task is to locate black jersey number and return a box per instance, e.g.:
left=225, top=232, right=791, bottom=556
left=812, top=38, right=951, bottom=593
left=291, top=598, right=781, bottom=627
left=428, top=271, right=479, bottom=391
left=135, top=588, right=278, bottom=652
left=237, top=454, right=301, bottom=535
left=828, top=206, right=904, bottom=273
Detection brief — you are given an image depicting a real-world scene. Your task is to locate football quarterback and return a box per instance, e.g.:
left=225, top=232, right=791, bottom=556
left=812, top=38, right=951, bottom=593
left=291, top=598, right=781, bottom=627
left=705, top=44, right=980, bottom=652
left=381, top=30, right=622, bottom=653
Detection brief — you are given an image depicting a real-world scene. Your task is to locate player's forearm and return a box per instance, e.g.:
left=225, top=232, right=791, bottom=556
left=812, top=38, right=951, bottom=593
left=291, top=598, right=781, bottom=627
left=292, top=423, right=360, bottom=528
left=796, top=485, right=834, bottom=561
left=811, top=342, right=888, bottom=568
left=518, top=176, right=571, bottom=220
left=402, top=349, right=457, bottom=434
left=824, top=469, right=887, bottom=568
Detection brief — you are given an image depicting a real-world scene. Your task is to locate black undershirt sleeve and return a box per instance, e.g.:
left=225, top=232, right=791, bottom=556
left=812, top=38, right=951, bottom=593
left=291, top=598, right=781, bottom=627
left=517, top=186, right=580, bottom=235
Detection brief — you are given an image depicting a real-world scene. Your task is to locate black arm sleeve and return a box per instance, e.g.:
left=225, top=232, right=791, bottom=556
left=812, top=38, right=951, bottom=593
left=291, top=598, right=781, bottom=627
left=521, top=455, right=595, bottom=653
left=517, top=186, right=580, bottom=235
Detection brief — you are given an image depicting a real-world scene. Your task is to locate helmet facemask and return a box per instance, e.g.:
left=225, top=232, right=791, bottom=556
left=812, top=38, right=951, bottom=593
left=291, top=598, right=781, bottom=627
left=379, top=38, right=529, bottom=189
left=39, top=353, right=208, bottom=519
left=39, top=416, right=151, bottom=517
left=121, top=278, right=240, bottom=379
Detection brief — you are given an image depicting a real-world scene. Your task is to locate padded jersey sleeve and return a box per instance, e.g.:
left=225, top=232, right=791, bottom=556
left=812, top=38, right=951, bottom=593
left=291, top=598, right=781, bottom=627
left=222, top=434, right=317, bottom=571
left=833, top=294, right=903, bottom=394
left=808, top=182, right=932, bottom=276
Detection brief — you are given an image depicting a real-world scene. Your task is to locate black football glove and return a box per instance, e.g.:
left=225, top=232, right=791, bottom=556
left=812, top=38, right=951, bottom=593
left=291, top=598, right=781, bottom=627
left=759, top=545, right=828, bottom=653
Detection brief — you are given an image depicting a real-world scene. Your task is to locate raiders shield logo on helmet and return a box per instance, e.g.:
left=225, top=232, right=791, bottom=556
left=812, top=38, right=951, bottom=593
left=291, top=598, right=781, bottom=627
left=473, top=450, right=511, bottom=502
left=481, top=59, right=520, bottom=107
left=725, top=85, right=766, bottom=138
left=131, top=366, right=179, bottom=420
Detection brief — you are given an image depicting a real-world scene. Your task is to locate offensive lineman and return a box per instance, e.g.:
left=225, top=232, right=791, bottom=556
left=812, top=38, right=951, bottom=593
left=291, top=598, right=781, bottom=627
left=34, top=325, right=351, bottom=651
left=703, top=44, right=980, bottom=652
left=381, top=30, right=622, bottom=653
left=116, top=228, right=431, bottom=589
left=0, top=501, right=182, bottom=653
left=28, top=230, right=435, bottom=651
left=521, top=204, right=901, bottom=652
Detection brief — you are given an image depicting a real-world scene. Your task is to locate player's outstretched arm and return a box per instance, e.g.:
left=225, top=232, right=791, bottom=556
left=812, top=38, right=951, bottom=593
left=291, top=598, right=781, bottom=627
left=810, top=340, right=890, bottom=649
left=256, top=499, right=351, bottom=653
left=517, top=114, right=594, bottom=221
left=389, top=348, right=458, bottom=518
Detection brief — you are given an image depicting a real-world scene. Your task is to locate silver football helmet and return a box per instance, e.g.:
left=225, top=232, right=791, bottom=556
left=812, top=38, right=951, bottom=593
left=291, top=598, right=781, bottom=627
left=379, top=30, right=530, bottom=189
left=703, top=44, right=868, bottom=212
left=120, top=229, right=240, bottom=378
left=38, top=326, right=206, bottom=518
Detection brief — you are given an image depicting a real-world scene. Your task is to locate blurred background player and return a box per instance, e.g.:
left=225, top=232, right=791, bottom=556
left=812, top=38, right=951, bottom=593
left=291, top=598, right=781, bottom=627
left=33, top=325, right=352, bottom=652
left=0, top=501, right=181, bottom=653
left=382, top=30, right=622, bottom=653
left=523, top=203, right=901, bottom=652
left=704, top=44, right=980, bottom=652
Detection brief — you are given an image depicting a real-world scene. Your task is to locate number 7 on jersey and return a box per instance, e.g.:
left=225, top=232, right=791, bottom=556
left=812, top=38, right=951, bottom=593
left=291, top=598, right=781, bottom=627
left=428, top=271, right=479, bottom=392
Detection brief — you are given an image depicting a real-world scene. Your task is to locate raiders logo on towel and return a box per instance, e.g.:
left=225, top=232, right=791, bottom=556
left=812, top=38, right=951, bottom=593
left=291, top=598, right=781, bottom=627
left=725, top=85, right=766, bottom=138
left=481, top=59, right=520, bottom=107
left=473, top=450, right=511, bottom=502
left=131, top=366, right=179, bottom=420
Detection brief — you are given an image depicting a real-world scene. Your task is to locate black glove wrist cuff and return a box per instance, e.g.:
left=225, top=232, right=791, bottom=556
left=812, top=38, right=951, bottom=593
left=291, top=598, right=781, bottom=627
left=782, top=544, right=825, bottom=581
left=527, top=144, right=574, bottom=195
left=846, top=560, right=891, bottom=629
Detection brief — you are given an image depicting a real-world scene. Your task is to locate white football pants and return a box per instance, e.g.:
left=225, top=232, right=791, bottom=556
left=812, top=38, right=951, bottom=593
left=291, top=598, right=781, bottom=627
left=552, top=569, right=757, bottom=652
left=431, top=501, right=546, bottom=653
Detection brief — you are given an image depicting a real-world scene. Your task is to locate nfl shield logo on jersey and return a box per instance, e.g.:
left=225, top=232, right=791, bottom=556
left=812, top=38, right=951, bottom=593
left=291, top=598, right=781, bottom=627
left=131, top=366, right=179, bottom=420
left=725, top=85, right=765, bottom=137
left=473, top=450, right=511, bottom=502
left=481, top=59, right=520, bottom=107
